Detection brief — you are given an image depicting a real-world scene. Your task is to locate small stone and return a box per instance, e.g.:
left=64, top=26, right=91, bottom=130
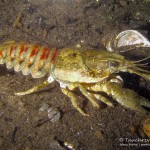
left=129, top=125, right=136, bottom=134
left=76, top=44, right=81, bottom=48
left=64, top=142, right=75, bottom=150
left=94, top=130, right=104, bottom=140
left=119, top=0, right=128, bottom=7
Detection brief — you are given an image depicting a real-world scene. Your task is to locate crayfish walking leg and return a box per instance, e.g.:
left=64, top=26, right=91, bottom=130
left=15, top=76, right=55, bottom=96
left=61, top=87, right=89, bottom=116
left=15, top=81, right=49, bottom=96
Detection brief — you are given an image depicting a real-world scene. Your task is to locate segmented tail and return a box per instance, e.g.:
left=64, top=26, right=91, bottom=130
left=0, top=41, right=59, bottom=78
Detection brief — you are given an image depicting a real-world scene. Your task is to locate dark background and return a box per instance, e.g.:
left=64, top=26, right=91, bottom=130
left=0, top=0, right=150, bottom=150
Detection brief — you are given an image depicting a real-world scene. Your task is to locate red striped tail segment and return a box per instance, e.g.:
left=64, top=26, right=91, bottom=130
left=0, top=41, right=59, bottom=78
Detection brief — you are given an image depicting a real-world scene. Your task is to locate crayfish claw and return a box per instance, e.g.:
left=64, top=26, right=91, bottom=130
left=107, top=82, right=150, bottom=114
left=140, top=97, right=150, bottom=109
left=94, top=93, right=114, bottom=107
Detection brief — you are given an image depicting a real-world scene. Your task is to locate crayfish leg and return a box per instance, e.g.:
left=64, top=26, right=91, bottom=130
left=61, top=88, right=89, bottom=116
left=93, top=93, right=114, bottom=107
left=78, top=84, right=100, bottom=108
left=15, top=81, right=49, bottom=96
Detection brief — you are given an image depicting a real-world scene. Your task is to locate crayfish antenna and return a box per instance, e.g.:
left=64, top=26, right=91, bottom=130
left=128, top=61, right=150, bottom=81
left=132, top=70, right=150, bottom=81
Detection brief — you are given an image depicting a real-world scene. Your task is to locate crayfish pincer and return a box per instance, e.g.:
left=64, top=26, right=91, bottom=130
left=0, top=30, right=150, bottom=116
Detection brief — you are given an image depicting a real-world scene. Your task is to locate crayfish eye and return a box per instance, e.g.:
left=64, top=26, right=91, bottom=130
left=109, top=61, right=120, bottom=68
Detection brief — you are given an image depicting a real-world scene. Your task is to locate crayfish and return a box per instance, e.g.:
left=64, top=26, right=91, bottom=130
left=0, top=30, right=150, bottom=116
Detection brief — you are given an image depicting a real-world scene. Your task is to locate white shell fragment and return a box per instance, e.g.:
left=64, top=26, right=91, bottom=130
left=39, top=102, right=49, bottom=111
left=116, top=30, right=150, bottom=48
left=102, top=30, right=150, bottom=52
left=47, top=107, right=61, bottom=123
left=39, top=103, right=61, bottom=123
